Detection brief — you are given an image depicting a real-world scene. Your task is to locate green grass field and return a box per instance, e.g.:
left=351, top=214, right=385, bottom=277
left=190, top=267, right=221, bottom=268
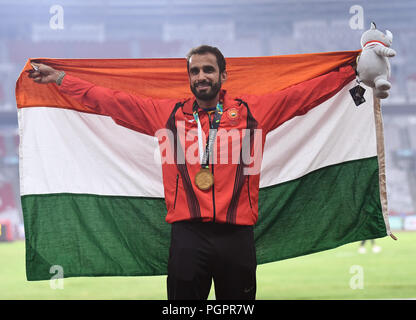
left=1, top=231, right=415, bottom=300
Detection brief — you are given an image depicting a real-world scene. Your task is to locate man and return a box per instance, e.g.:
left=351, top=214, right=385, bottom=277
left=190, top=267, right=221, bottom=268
left=28, top=45, right=356, bottom=300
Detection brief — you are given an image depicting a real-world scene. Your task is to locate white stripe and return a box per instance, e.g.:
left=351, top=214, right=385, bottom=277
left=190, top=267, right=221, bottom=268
left=19, top=107, right=165, bottom=197
left=19, top=80, right=376, bottom=196
left=260, top=81, right=376, bottom=188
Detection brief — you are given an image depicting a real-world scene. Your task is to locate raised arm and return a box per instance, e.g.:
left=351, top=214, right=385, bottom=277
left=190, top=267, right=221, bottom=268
left=27, top=62, right=174, bottom=136
left=242, top=64, right=356, bottom=134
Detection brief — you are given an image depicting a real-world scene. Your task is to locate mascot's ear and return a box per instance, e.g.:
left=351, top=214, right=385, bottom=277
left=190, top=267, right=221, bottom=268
left=370, top=22, right=376, bottom=30
left=386, top=30, right=393, bottom=42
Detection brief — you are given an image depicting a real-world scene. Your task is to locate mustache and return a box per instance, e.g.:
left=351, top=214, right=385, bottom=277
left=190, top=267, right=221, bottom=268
left=194, top=80, right=212, bottom=87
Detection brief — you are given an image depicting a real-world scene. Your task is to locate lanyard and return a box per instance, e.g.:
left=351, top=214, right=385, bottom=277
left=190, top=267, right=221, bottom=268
left=192, top=100, right=224, bottom=168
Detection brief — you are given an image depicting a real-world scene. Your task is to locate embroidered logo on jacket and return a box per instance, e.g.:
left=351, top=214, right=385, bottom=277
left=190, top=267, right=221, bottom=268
left=226, top=108, right=240, bottom=124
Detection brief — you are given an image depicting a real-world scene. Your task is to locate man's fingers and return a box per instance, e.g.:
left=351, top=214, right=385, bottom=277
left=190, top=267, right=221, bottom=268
left=27, top=62, right=58, bottom=84
left=30, top=62, right=41, bottom=70
left=28, top=71, right=40, bottom=78
left=30, top=62, right=51, bottom=73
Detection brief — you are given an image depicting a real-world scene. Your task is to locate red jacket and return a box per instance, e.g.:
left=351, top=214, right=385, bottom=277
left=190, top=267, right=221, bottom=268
left=58, top=65, right=355, bottom=225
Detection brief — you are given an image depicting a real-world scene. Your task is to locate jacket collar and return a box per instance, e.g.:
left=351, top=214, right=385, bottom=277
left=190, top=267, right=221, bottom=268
left=182, top=89, right=235, bottom=114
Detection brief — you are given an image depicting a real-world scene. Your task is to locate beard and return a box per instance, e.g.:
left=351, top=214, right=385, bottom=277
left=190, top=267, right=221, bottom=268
left=190, top=78, right=222, bottom=101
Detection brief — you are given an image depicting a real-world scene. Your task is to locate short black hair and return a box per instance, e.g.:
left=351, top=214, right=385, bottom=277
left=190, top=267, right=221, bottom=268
left=186, top=45, right=226, bottom=73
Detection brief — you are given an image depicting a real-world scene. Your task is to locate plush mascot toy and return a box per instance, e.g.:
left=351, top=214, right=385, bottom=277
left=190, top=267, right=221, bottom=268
left=356, top=22, right=396, bottom=99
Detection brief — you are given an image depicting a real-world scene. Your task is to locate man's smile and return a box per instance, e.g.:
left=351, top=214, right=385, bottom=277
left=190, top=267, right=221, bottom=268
left=195, top=81, right=212, bottom=90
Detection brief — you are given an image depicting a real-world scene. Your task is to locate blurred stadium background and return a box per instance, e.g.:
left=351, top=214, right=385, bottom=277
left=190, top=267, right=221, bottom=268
left=0, top=0, right=415, bottom=299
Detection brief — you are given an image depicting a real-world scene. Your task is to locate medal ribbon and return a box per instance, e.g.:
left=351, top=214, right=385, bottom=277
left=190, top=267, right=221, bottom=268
left=192, top=99, right=224, bottom=169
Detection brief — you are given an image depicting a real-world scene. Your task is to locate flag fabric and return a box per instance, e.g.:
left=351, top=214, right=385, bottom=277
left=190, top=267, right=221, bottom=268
left=16, top=51, right=392, bottom=281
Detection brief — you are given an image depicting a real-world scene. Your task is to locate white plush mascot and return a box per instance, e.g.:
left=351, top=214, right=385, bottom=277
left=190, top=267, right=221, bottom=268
left=356, top=22, right=396, bottom=99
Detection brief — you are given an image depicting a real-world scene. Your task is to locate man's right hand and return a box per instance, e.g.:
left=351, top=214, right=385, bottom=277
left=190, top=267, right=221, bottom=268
left=27, top=62, right=63, bottom=84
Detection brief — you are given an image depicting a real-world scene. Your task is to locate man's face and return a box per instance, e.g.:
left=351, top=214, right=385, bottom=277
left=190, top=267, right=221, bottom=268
left=188, top=53, right=227, bottom=101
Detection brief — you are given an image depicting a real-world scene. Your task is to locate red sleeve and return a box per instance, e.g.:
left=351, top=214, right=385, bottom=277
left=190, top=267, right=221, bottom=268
left=58, top=74, right=177, bottom=136
left=242, top=65, right=356, bottom=133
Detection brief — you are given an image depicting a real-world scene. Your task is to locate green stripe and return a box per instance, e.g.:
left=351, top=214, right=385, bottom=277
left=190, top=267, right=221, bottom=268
left=21, top=156, right=386, bottom=281
left=254, top=156, right=386, bottom=264
left=22, top=194, right=169, bottom=280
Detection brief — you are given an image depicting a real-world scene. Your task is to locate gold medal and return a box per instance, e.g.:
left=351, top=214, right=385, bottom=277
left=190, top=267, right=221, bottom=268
left=195, top=168, right=214, bottom=190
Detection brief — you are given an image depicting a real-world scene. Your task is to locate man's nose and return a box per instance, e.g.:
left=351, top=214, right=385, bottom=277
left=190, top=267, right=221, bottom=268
left=196, top=71, right=207, bottom=81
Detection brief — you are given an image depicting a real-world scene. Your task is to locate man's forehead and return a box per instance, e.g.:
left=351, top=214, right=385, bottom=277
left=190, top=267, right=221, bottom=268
left=188, top=53, right=218, bottom=68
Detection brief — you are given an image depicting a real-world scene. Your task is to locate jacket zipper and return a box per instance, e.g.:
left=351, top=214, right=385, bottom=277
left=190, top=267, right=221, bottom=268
left=173, top=174, right=179, bottom=209
left=212, top=164, right=216, bottom=222
left=247, top=175, right=253, bottom=209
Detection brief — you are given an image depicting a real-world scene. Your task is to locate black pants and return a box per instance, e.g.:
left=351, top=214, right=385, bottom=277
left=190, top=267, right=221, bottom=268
left=167, top=220, right=257, bottom=300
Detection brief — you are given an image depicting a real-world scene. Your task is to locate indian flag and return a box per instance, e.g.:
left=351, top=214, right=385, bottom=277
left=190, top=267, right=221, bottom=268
left=16, top=51, right=393, bottom=281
